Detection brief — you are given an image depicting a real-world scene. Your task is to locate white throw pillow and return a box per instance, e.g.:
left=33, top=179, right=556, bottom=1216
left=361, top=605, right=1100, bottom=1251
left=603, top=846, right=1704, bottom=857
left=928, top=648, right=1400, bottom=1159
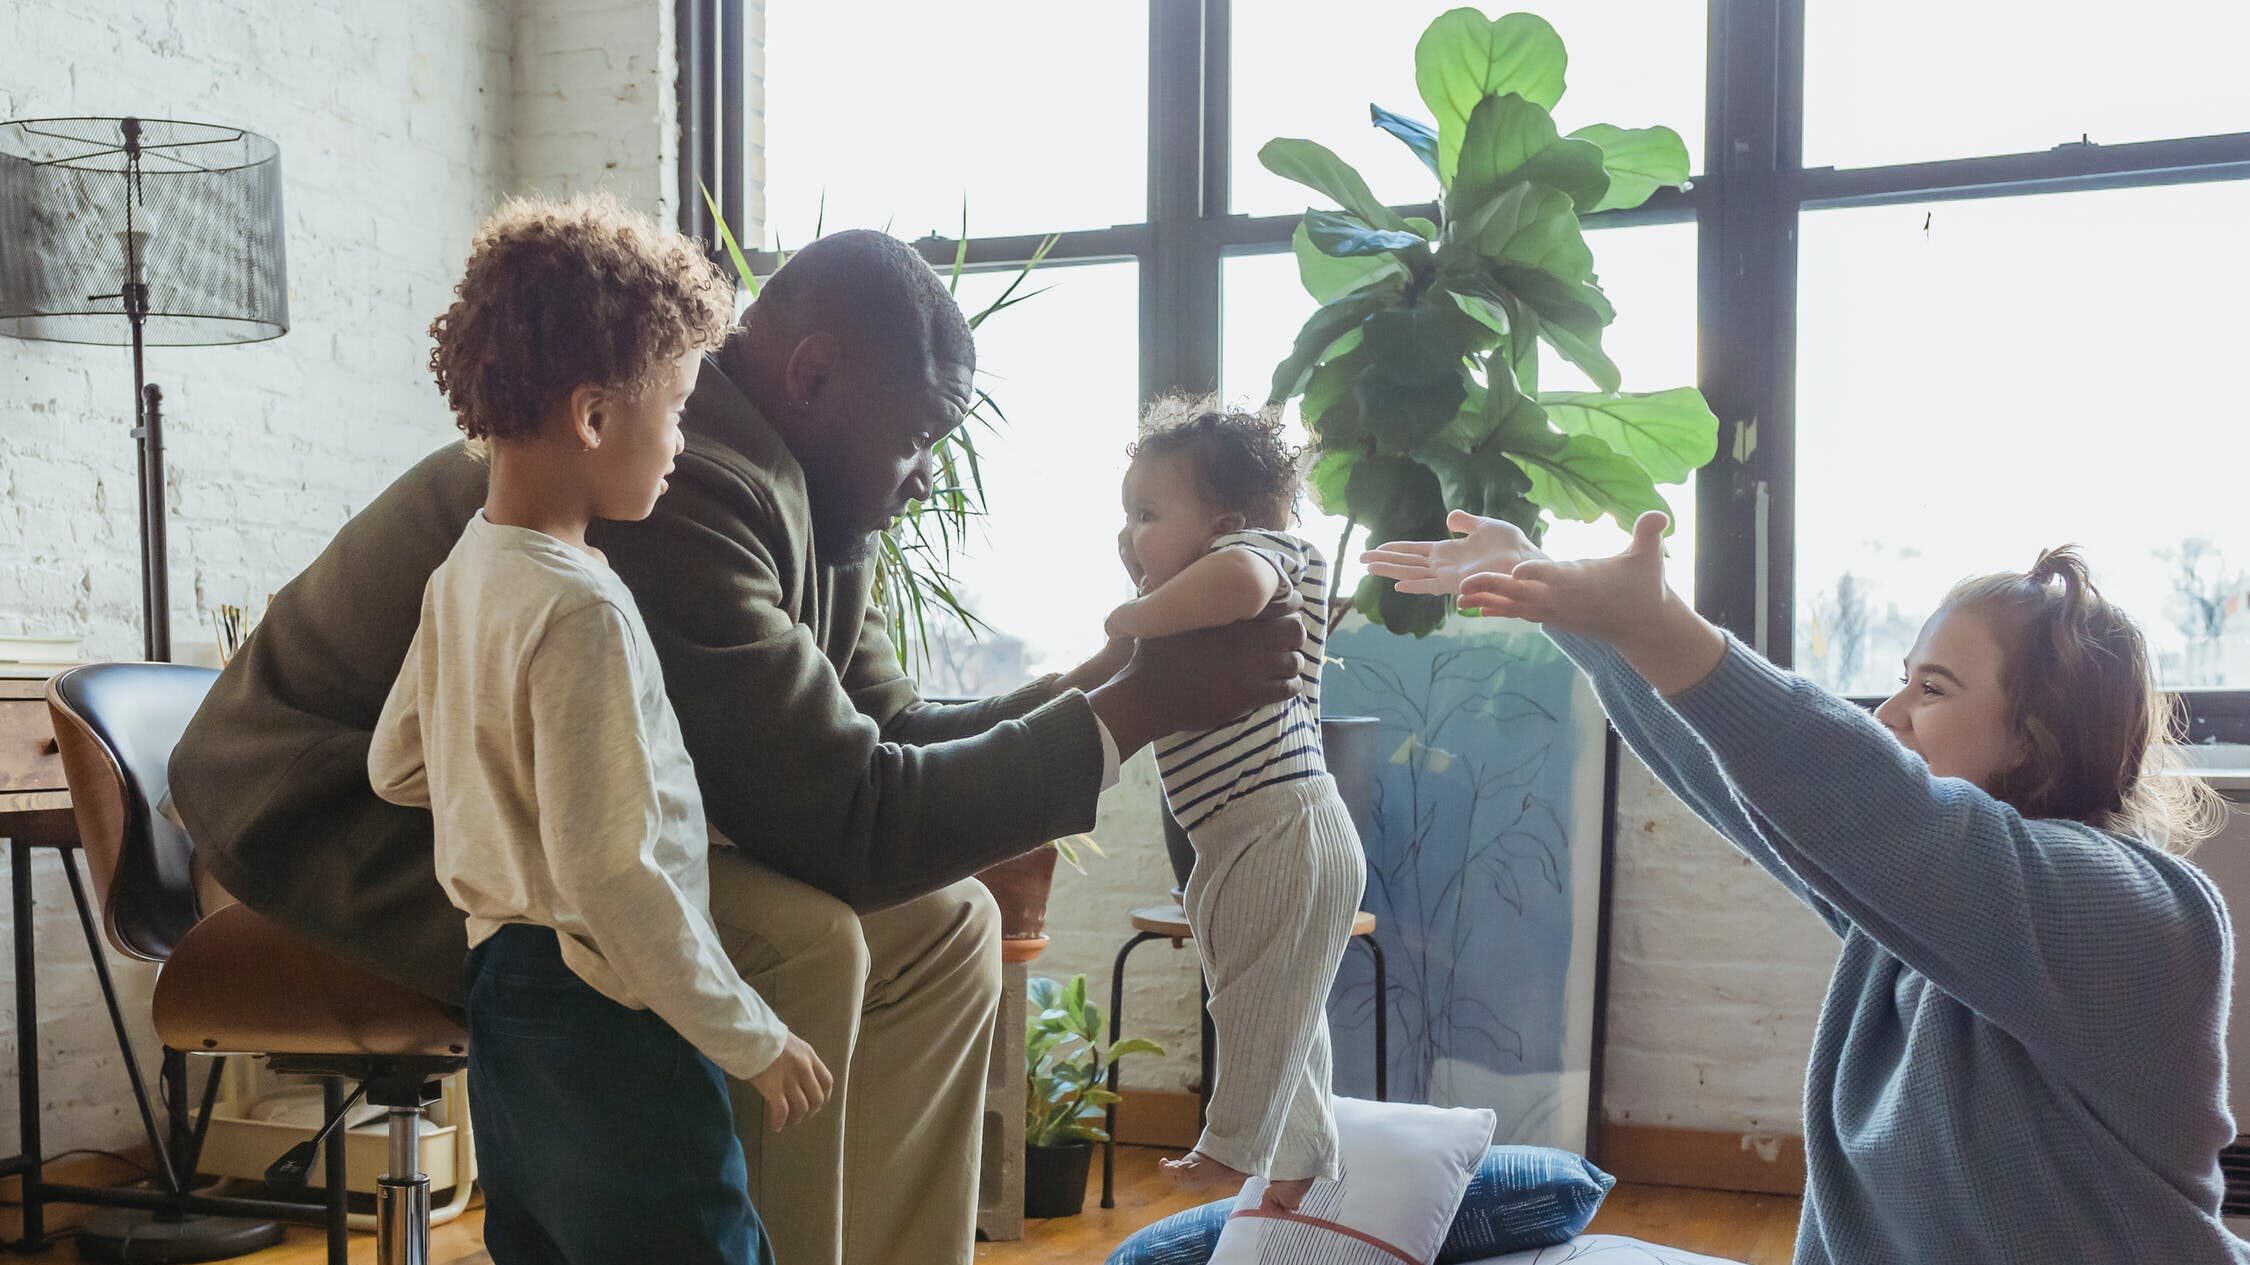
left=1456, top=1234, right=1748, bottom=1264
left=1209, top=1097, right=1497, bottom=1265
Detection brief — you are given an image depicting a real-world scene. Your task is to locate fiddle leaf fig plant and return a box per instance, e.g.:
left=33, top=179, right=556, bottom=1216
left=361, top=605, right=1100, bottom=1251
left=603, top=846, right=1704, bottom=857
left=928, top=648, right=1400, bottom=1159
left=1263, top=8, right=1719, bottom=636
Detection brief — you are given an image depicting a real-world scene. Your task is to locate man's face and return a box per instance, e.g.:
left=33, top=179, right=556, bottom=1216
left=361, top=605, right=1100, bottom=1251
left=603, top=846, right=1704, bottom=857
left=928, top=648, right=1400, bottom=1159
left=801, top=352, right=974, bottom=564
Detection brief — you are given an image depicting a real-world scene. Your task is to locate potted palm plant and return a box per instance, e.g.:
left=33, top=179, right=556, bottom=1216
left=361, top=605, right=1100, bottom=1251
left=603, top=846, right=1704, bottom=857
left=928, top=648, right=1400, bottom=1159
left=1025, top=974, right=1162, bottom=1218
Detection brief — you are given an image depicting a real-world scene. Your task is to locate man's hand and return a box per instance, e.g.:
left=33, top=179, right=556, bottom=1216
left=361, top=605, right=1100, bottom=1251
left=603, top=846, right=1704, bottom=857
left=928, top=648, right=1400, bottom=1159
left=748, top=1034, right=835, bottom=1132
left=1087, top=610, right=1306, bottom=756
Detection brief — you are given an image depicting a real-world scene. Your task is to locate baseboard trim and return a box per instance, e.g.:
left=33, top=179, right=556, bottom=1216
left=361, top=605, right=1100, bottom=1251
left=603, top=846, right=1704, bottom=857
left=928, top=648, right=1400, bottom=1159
left=1597, top=1122, right=1806, bottom=1196
left=1114, top=1089, right=1201, bottom=1150
left=0, top=1146, right=159, bottom=1240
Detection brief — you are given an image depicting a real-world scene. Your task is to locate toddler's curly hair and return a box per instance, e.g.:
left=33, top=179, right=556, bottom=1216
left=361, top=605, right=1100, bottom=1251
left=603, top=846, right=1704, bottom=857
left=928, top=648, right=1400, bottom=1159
left=429, top=193, right=735, bottom=442
left=1129, top=394, right=1302, bottom=530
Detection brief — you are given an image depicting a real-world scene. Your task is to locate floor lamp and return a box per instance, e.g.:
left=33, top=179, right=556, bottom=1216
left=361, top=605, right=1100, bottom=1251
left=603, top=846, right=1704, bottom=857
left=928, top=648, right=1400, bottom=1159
left=0, top=118, right=288, bottom=1261
left=0, top=116, right=290, bottom=662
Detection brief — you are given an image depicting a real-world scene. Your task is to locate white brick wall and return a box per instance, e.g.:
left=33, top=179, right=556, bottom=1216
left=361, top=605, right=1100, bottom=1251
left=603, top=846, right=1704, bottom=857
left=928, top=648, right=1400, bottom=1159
left=1, top=0, right=681, bottom=1159
left=1602, top=754, right=1839, bottom=1133
left=511, top=0, right=674, bottom=217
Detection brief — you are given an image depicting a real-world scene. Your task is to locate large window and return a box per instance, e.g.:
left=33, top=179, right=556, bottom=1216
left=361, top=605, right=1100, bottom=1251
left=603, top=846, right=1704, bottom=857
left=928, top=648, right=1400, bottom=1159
left=1795, top=182, right=2250, bottom=694
left=697, top=0, right=2250, bottom=733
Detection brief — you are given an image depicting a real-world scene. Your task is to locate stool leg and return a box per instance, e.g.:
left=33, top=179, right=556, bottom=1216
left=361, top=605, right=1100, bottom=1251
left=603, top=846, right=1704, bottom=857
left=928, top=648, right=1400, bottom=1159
left=1102, top=932, right=1159, bottom=1210
left=378, top=1101, right=430, bottom=1265
left=1364, top=935, right=1389, bottom=1103
left=323, top=1077, right=349, bottom=1265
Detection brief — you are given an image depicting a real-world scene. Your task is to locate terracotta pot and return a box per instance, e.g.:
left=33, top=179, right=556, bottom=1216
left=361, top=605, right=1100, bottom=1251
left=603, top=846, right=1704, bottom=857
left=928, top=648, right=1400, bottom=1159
left=976, top=845, right=1060, bottom=940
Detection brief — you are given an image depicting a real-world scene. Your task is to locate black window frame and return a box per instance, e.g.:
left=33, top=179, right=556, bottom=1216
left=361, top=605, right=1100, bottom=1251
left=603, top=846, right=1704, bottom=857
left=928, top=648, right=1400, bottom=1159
left=686, top=0, right=2250, bottom=742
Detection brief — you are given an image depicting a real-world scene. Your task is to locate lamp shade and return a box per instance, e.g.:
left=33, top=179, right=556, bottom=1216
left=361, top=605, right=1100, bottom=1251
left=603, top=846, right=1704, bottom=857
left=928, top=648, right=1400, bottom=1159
left=0, top=117, right=287, bottom=346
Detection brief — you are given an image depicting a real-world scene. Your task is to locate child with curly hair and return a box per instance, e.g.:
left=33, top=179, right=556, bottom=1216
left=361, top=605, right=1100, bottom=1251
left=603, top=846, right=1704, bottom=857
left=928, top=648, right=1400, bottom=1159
left=369, top=193, right=827, bottom=1265
left=1107, top=396, right=1366, bottom=1212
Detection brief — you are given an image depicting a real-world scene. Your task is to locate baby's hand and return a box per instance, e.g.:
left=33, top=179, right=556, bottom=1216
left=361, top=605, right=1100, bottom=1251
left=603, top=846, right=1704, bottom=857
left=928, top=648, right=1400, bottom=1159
left=1105, top=601, right=1144, bottom=641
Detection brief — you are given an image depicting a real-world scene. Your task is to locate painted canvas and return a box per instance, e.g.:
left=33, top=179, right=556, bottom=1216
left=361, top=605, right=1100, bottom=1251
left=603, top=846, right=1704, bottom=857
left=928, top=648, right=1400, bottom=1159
left=1322, top=610, right=1610, bottom=1153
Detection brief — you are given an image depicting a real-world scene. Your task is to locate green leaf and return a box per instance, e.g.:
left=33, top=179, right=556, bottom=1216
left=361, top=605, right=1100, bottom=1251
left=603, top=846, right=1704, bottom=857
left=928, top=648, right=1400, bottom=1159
left=1506, top=430, right=1671, bottom=527
left=1308, top=448, right=1360, bottom=516
left=1495, top=266, right=1621, bottom=392
left=700, top=182, right=758, bottom=296
left=1305, top=208, right=1427, bottom=258
left=1271, top=283, right=1396, bottom=403
left=1428, top=436, right=1536, bottom=522
left=1569, top=124, right=1692, bottom=213
left=1257, top=138, right=1411, bottom=232
left=1355, top=572, right=1450, bottom=636
left=1300, top=342, right=1371, bottom=435
left=1358, top=367, right=1470, bottom=450
left=1293, top=222, right=1408, bottom=305
left=1370, top=103, right=1440, bottom=176
left=1538, top=388, right=1719, bottom=484
left=1461, top=184, right=1595, bottom=286
left=1346, top=453, right=1450, bottom=545
left=1447, top=94, right=1609, bottom=222
left=1361, top=303, right=1467, bottom=386
left=1105, top=1037, right=1165, bottom=1061
left=1414, top=9, right=1568, bottom=184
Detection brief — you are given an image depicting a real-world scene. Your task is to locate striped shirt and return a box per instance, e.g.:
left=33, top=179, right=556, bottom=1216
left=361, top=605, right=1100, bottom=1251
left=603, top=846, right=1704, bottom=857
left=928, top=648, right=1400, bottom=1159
left=1157, top=530, right=1331, bottom=833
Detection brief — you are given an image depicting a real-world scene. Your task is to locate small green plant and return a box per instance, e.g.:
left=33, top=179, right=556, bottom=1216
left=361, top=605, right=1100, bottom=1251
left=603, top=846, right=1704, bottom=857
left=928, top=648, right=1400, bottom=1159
left=703, top=188, right=1056, bottom=674
left=1025, top=974, right=1163, bottom=1147
left=1262, top=7, right=1720, bottom=635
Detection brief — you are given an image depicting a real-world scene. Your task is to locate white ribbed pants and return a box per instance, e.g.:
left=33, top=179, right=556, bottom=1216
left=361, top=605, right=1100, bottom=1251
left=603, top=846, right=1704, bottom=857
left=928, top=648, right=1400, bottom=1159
left=1180, top=775, right=1367, bottom=1181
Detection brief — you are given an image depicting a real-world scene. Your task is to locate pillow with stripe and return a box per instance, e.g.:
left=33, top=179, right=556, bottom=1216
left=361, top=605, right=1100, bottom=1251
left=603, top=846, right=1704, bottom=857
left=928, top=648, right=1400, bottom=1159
left=1105, top=1144, right=1615, bottom=1265
left=1208, top=1097, right=1496, bottom=1265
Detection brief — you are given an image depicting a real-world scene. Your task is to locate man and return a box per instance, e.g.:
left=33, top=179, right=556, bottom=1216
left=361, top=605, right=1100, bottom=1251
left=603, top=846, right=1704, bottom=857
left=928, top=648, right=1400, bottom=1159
left=169, top=229, right=1304, bottom=1265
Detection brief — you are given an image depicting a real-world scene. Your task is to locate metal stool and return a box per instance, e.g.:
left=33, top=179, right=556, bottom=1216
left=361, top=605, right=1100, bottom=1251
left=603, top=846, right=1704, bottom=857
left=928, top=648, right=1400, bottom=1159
left=1099, top=902, right=1386, bottom=1208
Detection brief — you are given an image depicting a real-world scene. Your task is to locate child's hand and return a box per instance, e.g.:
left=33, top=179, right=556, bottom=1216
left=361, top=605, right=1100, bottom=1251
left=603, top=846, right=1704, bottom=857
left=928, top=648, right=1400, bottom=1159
left=1361, top=510, right=1547, bottom=596
left=750, top=1033, right=834, bottom=1132
left=1458, top=511, right=1670, bottom=639
left=1105, top=601, right=1145, bottom=641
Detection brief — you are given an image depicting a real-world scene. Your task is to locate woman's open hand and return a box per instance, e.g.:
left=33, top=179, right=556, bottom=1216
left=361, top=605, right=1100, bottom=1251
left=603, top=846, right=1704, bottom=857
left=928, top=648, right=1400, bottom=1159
left=1360, top=510, right=1548, bottom=597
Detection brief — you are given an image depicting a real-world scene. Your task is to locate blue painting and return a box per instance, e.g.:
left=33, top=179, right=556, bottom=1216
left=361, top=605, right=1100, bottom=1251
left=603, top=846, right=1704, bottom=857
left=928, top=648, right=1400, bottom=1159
left=1321, top=612, right=1608, bottom=1153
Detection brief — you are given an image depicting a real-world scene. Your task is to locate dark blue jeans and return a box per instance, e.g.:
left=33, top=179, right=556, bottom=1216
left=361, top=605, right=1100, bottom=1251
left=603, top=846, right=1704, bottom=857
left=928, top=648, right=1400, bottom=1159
left=466, top=925, right=775, bottom=1265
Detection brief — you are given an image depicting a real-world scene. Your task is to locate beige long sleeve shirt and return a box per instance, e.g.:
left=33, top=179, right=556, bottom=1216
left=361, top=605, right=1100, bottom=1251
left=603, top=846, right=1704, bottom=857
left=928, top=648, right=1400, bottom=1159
left=369, top=512, right=786, bottom=1080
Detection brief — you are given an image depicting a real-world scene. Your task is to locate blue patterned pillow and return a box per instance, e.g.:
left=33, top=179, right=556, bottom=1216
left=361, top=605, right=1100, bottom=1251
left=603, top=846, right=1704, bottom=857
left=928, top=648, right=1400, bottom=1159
left=1104, top=1145, right=1614, bottom=1265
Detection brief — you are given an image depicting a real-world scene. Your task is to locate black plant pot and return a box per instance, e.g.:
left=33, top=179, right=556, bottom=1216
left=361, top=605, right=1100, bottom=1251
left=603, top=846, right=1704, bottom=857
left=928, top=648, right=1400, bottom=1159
left=1023, top=1141, right=1094, bottom=1218
left=1160, top=715, right=1381, bottom=893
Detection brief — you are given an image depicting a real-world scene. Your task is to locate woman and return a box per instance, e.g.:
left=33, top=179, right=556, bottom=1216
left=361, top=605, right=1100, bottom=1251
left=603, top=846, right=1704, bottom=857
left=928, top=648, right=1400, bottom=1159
left=1363, top=510, right=2243, bottom=1264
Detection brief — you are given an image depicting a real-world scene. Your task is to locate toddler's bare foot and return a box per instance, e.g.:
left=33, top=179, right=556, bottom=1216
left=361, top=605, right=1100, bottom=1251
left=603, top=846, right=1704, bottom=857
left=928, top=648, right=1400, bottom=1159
left=1260, top=1176, right=1316, bottom=1212
left=1160, top=1151, right=1249, bottom=1191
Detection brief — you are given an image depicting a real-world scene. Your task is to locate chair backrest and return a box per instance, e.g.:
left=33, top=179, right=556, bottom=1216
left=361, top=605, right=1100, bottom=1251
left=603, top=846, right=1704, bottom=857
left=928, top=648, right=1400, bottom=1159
left=46, top=663, right=219, bottom=962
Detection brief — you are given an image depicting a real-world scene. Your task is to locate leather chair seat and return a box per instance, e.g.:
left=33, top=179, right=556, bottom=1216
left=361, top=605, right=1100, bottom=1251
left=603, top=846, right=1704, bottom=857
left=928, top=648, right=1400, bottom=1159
left=153, top=902, right=467, bottom=1059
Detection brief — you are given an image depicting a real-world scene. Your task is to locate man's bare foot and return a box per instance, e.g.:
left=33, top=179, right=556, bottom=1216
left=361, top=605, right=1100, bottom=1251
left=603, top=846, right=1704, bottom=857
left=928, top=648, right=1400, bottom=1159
left=1161, top=1151, right=1250, bottom=1191
left=1259, top=1176, right=1316, bottom=1212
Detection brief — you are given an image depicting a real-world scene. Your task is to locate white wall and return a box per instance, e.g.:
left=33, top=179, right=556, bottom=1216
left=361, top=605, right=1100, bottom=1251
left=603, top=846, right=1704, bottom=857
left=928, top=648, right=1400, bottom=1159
left=0, top=0, right=676, bottom=1159
left=1602, top=755, right=1838, bottom=1133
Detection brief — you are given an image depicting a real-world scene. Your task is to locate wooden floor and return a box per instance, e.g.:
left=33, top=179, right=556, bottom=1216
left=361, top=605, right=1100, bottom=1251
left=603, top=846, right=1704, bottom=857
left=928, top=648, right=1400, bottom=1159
left=10, top=1148, right=1799, bottom=1263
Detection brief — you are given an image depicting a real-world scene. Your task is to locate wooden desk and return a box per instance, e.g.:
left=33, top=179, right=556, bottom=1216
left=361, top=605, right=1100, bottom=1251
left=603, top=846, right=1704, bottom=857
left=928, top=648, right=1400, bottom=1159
left=1, top=669, right=81, bottom=1250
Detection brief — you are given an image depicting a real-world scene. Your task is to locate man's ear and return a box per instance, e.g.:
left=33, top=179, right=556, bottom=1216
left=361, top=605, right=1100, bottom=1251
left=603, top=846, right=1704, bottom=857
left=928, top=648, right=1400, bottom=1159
left=782, top=332, right=842, bottom=411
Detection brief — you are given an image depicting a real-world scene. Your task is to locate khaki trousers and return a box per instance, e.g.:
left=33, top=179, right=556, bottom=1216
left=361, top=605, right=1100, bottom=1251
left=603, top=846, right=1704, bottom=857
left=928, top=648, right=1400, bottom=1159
left=706, top=849, right=1002, bottom=1265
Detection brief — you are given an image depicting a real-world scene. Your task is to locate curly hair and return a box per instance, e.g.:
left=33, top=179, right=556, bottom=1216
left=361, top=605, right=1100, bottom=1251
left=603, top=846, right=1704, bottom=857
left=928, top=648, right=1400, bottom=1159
left=1128, top=394, right=1302, bottom=530
left=428, top=193, right=735, bottom=442
left=1943, top=546, right=2226, bottom=853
